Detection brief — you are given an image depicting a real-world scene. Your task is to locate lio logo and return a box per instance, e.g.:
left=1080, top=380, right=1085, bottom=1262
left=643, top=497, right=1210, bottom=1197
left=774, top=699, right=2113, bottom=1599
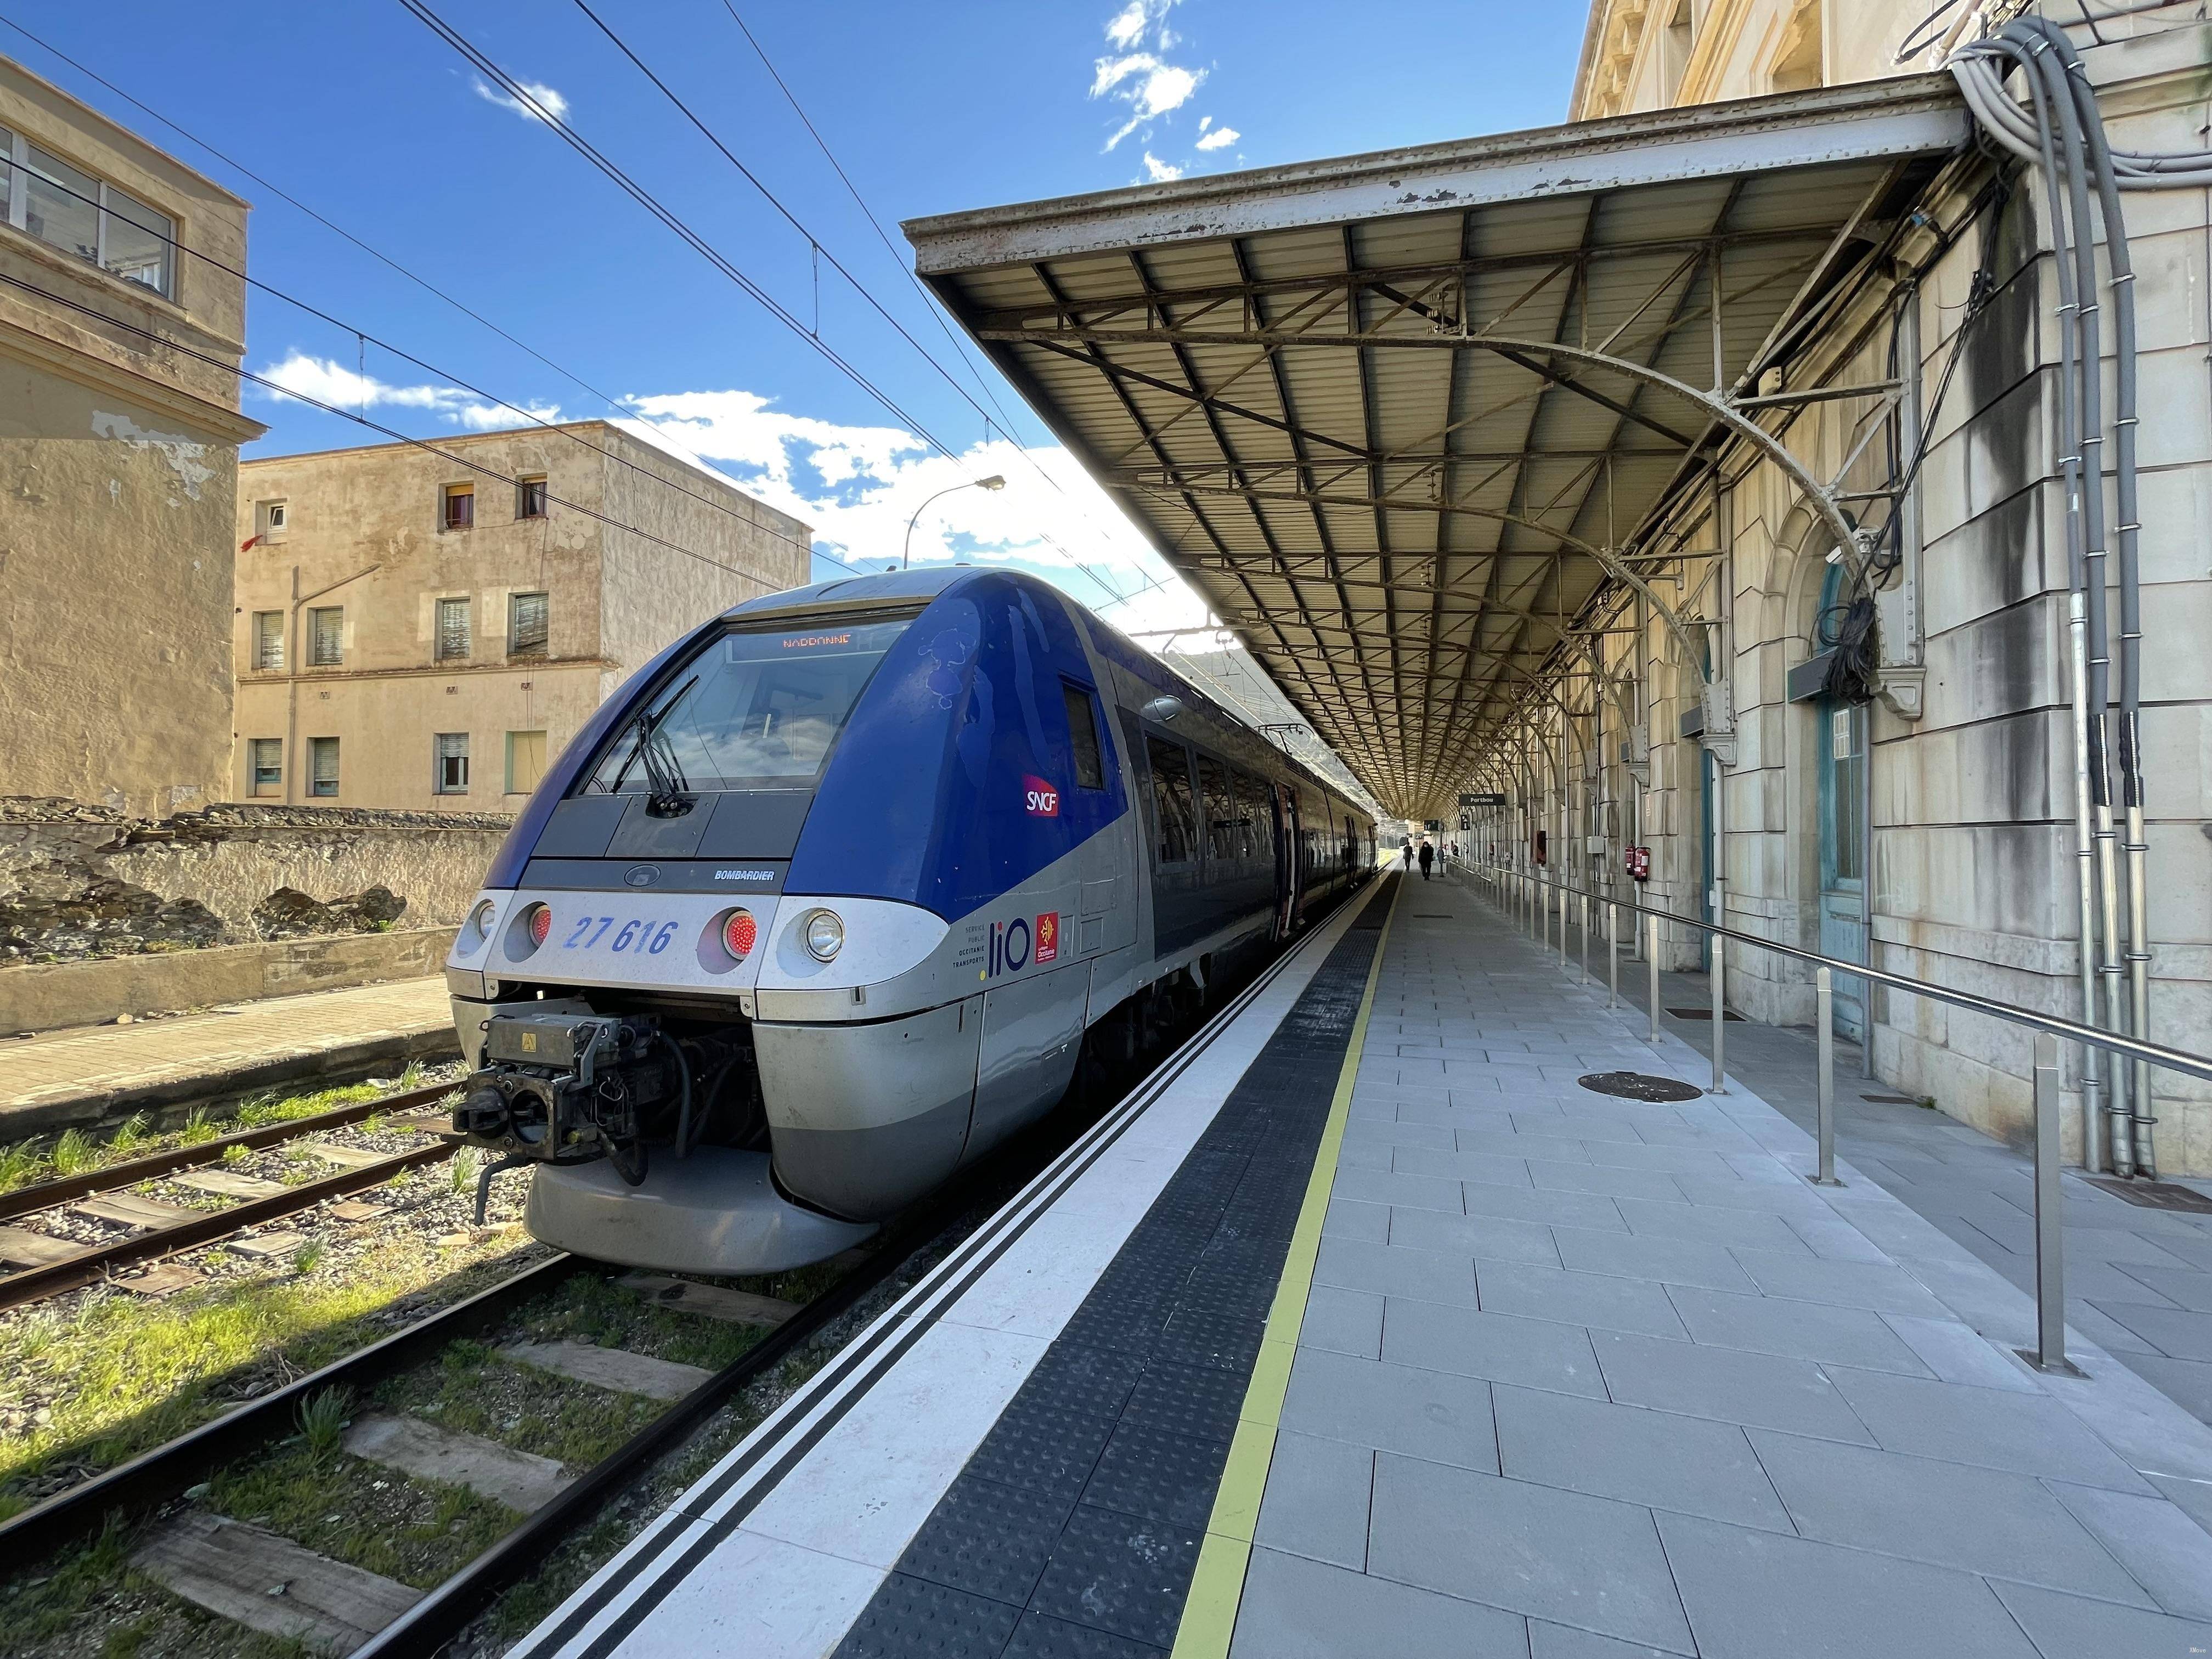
left=1023, top=775, right=1060, bottom=817
left=989, top=916, right=1032, bottom=976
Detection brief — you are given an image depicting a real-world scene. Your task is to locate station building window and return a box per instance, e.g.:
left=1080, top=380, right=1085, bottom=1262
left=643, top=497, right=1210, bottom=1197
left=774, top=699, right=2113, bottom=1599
left=434, top=732, right=470, bottom=794
left=517, top=475, right=548, bottom=520
left=308, top=737, right=340, bottom=798
left=0, top=126, right=174, bottom=298
left=443, top=483, right=475, bottom=530
left=308, top=606, right=343, bottom=666
left=509, top=591, right=549, bottom=658
left=247, top=738, right=281, bottom=796
left=506, top=729, right=548, bottom=795
left=251, top=610, right=284, bottom=670
left=435, top=596, right=471, bottom=661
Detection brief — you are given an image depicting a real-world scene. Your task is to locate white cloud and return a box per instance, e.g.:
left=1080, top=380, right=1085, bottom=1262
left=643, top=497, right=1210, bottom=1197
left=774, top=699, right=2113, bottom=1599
left=1104, top=0, right=1151, bottom=48
left=617, top=388, right=1209, bottom=635
left=471, top=74, right=569, bottom=124
left=256, top=351, right=559, bottom=431
left=1092, top=54, right=1205, bottom=150
left=1194, top=122, right=1238, bottom=151
left=1141, top=152, right=1183, bottom=182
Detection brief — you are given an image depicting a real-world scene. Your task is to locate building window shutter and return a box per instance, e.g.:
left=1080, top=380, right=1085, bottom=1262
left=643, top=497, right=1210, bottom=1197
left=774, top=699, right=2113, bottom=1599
left=506, top=730, right=548, bottom=794
left=436, top=597, right=471, bottom=662
left=435, top=732, right=470, bottom=793
left=509, top=592, right=549, bottom=657
left=253, top=611, right=284, bottom=670
left=248, top=739, right=282, bottom=795
left=309, top=737, right=340, bottom=797
left=309, top=607, right=343, bottom=666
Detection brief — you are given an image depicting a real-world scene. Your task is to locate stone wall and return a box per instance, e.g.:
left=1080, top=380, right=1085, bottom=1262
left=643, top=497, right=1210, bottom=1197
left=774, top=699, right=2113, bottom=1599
left=0, top=798, right=508, bottom=966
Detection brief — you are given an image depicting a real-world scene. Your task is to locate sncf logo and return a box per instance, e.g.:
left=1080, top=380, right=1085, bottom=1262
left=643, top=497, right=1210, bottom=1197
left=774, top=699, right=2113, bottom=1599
left=988, top=911, right=1060, bottom=975
left=1023, top=775, right=1060, bottom=817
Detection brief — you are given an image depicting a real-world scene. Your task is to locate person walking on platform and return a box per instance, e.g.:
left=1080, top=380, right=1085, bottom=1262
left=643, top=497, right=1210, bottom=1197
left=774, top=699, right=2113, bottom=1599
left=1418, top=838, right=1434, bottom=881
left=1401, top=841, right=1414, bottom=872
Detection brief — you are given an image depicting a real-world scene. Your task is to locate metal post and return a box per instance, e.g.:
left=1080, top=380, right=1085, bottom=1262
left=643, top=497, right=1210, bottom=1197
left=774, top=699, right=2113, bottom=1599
left=1711, top=923, right=1727, bottom=1094
left=2022, top=1032, right=2079, bottom=1375
left=1581, top=891, right=1590, bottom=983
left=1557, top=877, right=1568, bottom=967
left=1607, top=902, right=1619, bottom=1008
left=1813, top=968, right=1841, bottom=1186
left=1647, top=910, right=1662, bottom=1043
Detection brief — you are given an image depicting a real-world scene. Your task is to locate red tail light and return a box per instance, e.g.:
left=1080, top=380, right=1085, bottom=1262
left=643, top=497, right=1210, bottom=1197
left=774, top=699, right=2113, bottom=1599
left=723, top=909, right=757, bottom=960
left=527, top=905, right=552, bottom=947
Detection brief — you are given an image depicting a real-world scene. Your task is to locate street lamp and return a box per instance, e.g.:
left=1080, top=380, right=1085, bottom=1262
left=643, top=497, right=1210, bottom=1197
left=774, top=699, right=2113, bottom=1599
left=902, top=475, right=1005, bottom=570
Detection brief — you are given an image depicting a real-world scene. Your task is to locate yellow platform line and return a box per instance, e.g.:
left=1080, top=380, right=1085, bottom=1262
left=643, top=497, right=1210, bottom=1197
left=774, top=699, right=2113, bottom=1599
left=1170, top=877, right=1402, bottom=1659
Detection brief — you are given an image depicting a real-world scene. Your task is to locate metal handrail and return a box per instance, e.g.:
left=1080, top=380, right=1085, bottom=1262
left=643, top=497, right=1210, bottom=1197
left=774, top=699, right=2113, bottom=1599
left=1469, top=864, right=2212, bottom=1086
left=1455, top=858, right=2207, bottom=1376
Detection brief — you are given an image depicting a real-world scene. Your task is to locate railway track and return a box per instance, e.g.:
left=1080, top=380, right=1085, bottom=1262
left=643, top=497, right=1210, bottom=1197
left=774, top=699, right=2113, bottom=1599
left=0, top=1138, right=1033, bottom=1657
left=0, top=1080, right=461, bottom=1311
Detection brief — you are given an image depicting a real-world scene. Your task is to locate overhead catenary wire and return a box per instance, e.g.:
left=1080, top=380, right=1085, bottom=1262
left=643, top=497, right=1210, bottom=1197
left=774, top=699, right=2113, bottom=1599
left=399, top=0, right=1164, bottom=616
left=0, top=268, right=823, bottom=591
left=566, top=0, right=1175, bottom=611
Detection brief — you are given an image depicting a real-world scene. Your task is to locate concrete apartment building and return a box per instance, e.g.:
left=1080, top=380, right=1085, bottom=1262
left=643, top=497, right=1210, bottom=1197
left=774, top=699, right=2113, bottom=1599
left=0, top=53, right=263, bottom=815
left=1517, top=0, right=2212, bottom=1163
left=232, top=422, right=810, bottom=812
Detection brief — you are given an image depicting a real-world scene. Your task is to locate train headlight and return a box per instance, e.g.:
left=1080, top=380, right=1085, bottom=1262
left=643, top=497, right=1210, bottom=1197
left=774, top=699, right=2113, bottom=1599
left=802, top=908, right=844, bottom=962
left=465, top=900, right=498, bottom=949
left=722, top=909, right=757, bottom=961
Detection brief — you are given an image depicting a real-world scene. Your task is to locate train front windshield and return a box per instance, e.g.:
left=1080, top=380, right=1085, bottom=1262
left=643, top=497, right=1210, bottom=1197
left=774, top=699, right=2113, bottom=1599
left=581, top=613, right=914, bottom=794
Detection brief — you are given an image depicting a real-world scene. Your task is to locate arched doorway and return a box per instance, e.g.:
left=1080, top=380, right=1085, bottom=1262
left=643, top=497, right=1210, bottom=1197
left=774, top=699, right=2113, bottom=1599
left=1814, top=563, right=1867, bottom=1042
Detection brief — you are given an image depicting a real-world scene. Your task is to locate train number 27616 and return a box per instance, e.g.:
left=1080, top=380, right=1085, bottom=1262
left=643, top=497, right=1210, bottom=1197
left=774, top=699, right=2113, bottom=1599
left=561, top=916, right=680, bottom=954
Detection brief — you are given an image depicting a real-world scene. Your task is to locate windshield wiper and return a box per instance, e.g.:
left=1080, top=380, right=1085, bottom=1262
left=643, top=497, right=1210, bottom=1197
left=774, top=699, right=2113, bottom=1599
left=606, top=676, right=697, bottom=817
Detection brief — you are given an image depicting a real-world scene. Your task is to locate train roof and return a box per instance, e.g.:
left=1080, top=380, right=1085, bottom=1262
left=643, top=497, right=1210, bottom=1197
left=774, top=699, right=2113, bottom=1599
left=724, top=566, right=1368, bottom=820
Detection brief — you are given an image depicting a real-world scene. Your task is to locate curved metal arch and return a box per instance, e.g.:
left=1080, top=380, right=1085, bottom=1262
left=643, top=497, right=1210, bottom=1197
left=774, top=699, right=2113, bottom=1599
left=1460, top=336, right=1870, bottom=591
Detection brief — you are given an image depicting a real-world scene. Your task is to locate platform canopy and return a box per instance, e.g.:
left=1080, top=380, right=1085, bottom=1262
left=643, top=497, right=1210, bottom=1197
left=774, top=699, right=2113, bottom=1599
left=907, top=76, right=1964, bottom=816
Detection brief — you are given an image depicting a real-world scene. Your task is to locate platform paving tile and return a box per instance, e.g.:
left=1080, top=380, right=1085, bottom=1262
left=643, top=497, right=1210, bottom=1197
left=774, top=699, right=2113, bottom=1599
left=1746, top=1429, right=2155, bottom=1604
left=1493, top=1385, right=1791, bottom=1532
left=1819, top=1364, right=2156, bottom=1490
left=1474, top=1260, right=1691, bottom=1340
left=1278, top=1347, right=1498, bottom=1471
left=1549, top=1224, right=1759, bottom=1294
left=1387, top=1204, right=1562, bottom=1266
left=1380, top=1299, right=1609, bottom=1398
left=1365, top=1454, right=1694, bottom=1653
left=1725, top=1248, right=1955, bottom=1318
left=1314, top=1235, right=1481, bottom=1306
left=1228, top=1548, right=1531, bottom=1659
left=1662, top=1283, right=1935, bottom=1374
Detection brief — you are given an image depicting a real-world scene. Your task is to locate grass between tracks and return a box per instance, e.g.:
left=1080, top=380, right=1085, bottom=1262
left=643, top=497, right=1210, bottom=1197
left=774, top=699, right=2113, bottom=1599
left=0, top=1243, right=870, bottom=1656
left=0, top=1065, right=432, bottom=1195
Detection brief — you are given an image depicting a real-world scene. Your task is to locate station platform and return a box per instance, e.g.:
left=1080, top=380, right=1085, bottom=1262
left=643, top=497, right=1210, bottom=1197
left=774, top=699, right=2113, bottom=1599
left=0, top=976, right=454, bottom=1137
left=511, top=874, right=2212, bottom=1659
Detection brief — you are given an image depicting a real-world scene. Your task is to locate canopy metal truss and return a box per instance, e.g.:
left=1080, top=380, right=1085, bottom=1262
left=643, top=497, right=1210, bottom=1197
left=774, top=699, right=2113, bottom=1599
left=908, top=76, right=1964, bottom=815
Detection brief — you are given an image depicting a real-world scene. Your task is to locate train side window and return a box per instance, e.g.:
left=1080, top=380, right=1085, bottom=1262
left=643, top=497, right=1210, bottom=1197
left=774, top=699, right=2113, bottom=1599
left=1145, top=735, right=1197, bottom=866
left=1063, top=681, right=1105, bottom=790
left=1198, top=755, right=1237, bottom=866
left=1240, top=774, right=1273, bottom=860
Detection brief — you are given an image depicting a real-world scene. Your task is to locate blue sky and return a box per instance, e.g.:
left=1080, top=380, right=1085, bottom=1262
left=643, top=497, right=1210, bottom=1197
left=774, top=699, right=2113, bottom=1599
left=7, top=0, right=1587, bottom=633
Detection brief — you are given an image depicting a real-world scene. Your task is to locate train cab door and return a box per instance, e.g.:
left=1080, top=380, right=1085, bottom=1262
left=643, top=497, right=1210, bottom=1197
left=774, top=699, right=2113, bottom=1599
left=1273, top=782, right=1302, bottom=938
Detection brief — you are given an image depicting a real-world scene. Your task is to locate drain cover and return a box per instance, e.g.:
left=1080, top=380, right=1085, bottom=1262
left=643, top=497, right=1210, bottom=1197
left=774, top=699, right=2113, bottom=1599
left=1666, top=1007, right=1746, bottom=1022
left=1578, top=1071, right=1703, bottom=1103
left=2086, top=1177, right=2212, bottom=1215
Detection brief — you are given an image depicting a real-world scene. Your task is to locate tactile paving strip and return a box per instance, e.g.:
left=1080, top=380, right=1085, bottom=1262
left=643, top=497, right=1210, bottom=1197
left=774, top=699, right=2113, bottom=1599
left=833, top=883, right=1392, bottom=1658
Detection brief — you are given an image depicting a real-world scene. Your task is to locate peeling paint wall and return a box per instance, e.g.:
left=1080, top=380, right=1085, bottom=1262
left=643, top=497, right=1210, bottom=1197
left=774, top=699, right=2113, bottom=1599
left=0, top=366, right=240, bottom=816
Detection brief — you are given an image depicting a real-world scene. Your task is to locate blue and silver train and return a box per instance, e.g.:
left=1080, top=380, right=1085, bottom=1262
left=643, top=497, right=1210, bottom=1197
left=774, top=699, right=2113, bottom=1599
left=445, top=567, right=1376, bottom=1272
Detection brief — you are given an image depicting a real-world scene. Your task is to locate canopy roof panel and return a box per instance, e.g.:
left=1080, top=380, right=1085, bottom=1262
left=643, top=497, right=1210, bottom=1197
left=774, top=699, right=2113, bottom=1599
left=908, top=76, right=1963, bottom=814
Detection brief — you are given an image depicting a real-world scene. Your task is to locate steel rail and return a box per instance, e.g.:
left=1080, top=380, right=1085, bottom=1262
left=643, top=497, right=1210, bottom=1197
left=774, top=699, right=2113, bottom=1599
left=0, top=1082, right=458, bottom=1224
left=0, top=1139, right=460, bottom=1311
left=1477, top=866, right=2212, bottom=1086
left=0, top=1251, right=584, bottom=1564
left=357, top=1193, right=957, bottom=1657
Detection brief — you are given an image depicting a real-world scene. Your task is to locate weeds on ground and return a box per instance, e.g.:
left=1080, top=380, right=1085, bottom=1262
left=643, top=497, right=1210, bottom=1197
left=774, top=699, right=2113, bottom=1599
left=398, top=1060, right=427, bottom=1090
left=176, top=1108, right=217, bottom=1148
left=296, top=1385, right=350, bottom=1457
left=450, top=1147, right=477, bottom=1197
left=106, top=1114, right=150, bottom=1156
left=48, top=1130, right=95, bottom=1177
left=0, top=1234, right=534, bottom=1513
left=292, top=1240, right=325, bottom=1275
